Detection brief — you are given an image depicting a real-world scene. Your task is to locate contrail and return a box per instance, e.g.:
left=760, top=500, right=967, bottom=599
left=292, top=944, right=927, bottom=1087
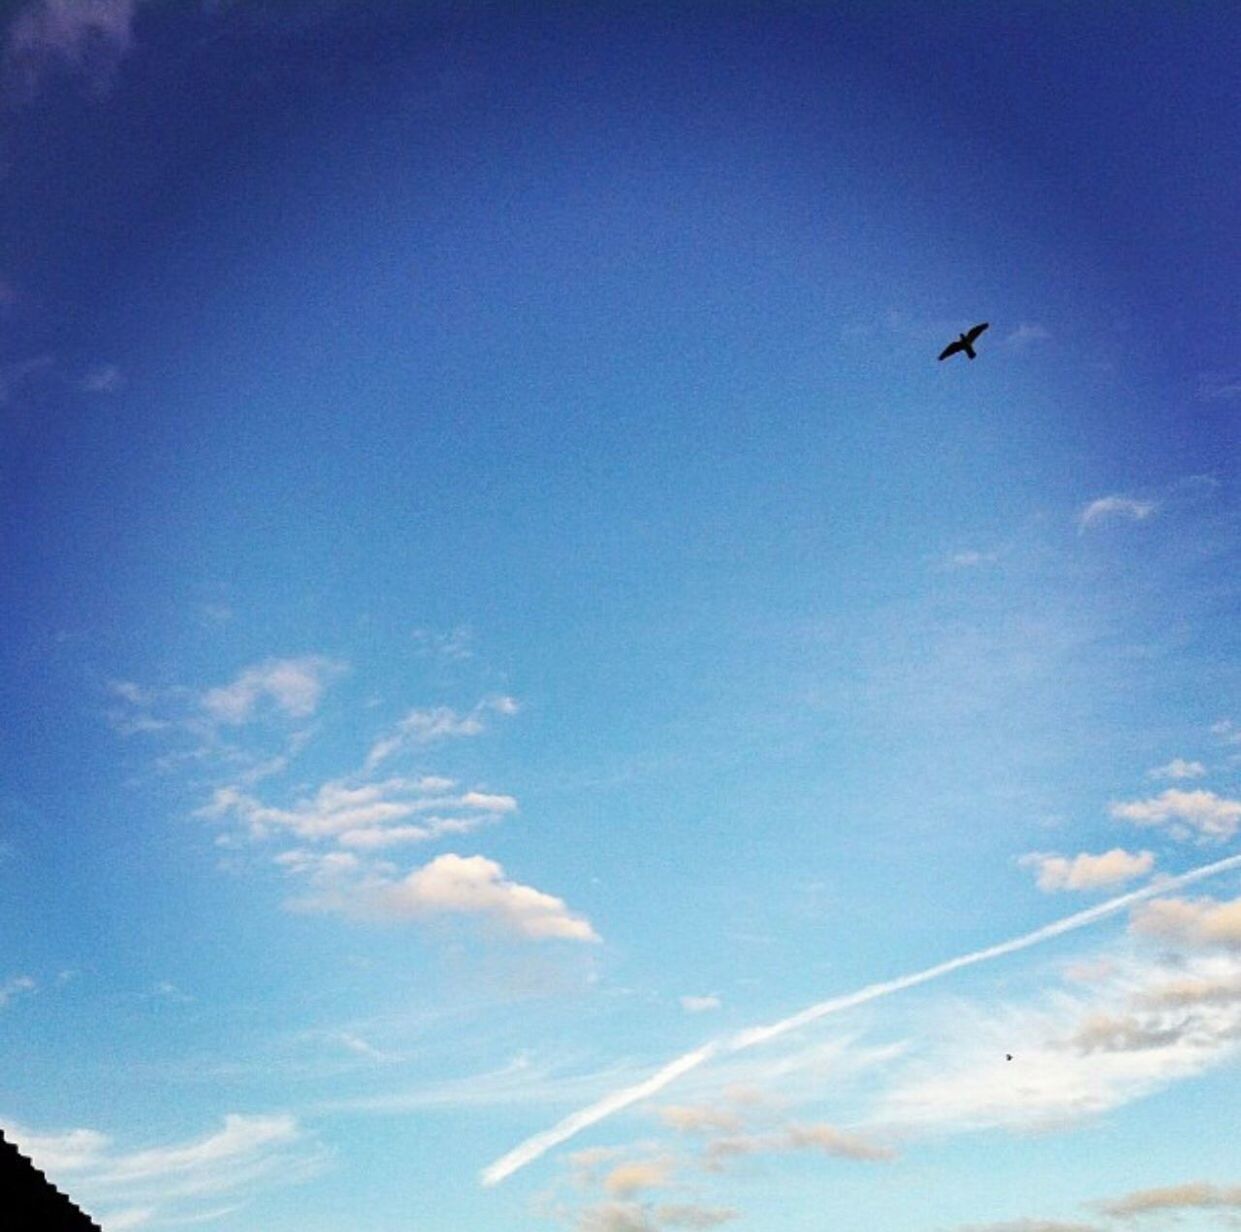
left=480, top=852, right=1241, bottom=1186
left=479, top=1044, right=718, bottom=1186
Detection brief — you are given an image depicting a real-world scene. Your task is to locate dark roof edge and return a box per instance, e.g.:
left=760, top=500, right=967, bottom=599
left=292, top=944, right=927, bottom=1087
left=0, top=1129, right=104, bottom=1229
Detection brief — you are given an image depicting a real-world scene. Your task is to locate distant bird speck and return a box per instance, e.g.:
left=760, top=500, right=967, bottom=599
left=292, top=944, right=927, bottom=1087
left=938, top=322, right=990, bottom=361
left=1006, top=1053, right=1013, bottom=1061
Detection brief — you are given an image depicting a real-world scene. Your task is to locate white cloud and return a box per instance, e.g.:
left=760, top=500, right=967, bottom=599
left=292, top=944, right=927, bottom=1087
left=1147, top=758, right=1206, bottom=781
left=1110, top=788, right=1241, bottom=842
left=1076, top=495, right=1158, bottom=531
left=1003, top=323, right=1051, bottom=348
left=0, top=973, right=35, bottom=1008
left=1129, top=895, right=1241, bottom=951
left=1019, top=849, right=1154, bottom=892
left=3, top=0, right=138, bottom=103
left=201, top=657, right=345, bottom=725
left=364, top=696, right=518, bottom=769
left=945, top=549, right=999, bottom=569
left=375, top=854, right=599, bottom=942
left=679, top=995, right=722, bottom=1014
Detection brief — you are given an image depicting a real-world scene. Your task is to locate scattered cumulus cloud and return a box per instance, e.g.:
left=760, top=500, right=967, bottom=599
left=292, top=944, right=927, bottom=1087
left=1147, top=758, right=1206, bottom=781
left=705, top=1121, right=895, bottom=1170
left=1129, top=895, right=1241, bottom=951
left=576, top=1203, right=654, bottom=1232
left=1109, top=788, right=1241, bottom=842
left=1019, top=849, right=1154, bottom=893
left=1077, top=495, right=1158, bottom=532
left=1096, top=1181, right=1241, bottom=1218
left=654, top=1205, right=738, bottom=1229
left=201, top=656, right=345, bottom=724
left=657, top=1105, right=743, bottom=1136
left=679, top=995, right=722, bottom=1014
left=374, top=854, right=599, bottom=942
left=602, top=1157, right=675, bottom=1198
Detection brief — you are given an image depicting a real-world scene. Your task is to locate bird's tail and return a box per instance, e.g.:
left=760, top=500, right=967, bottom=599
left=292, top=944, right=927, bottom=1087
left=964, top=344, right=976, bottom=360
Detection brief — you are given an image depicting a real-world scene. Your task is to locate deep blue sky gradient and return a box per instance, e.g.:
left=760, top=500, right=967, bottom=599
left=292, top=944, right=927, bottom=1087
left=2, top=5, right=1239, bottom=1232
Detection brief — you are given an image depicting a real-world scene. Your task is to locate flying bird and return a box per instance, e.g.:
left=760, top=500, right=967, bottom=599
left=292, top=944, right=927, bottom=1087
left=1006, top=1054, right=1013, bottom=1061
left=938, top=322, right=989, bottom=361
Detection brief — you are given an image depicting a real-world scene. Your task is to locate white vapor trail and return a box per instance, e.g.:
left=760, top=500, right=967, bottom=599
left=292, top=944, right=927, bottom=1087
left=480, top=852, right=1241, bottom=1186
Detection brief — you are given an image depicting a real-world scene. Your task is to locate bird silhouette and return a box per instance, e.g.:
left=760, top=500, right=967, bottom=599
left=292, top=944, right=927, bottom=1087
left=938, top=322, right=989, bottom=361
left=1005, top=1054, right=1013, bottom=1061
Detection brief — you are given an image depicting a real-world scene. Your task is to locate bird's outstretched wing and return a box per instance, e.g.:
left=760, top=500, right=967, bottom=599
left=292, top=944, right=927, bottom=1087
left=938, top=340, right=964, bottom=361
left=965, top=322, right=989, bottom=344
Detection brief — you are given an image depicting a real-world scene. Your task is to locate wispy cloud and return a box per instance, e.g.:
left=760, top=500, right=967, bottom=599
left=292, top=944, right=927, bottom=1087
left=1076, top=495, right=1158, bottom=532
left=198, top=775, right=510, bottom=843
left=411, top=625, right=474, bottom=661
left=943, top=549, right=1000, bottom=569
left=653, top=1204, right=739, bottom=1229
left=1109, top=788, right=1241, bottom=842
left=704, top=1121, right=894, bottom=1170
left=956, top=1222, right=1100, bottom=1232
left=3, top=0, right=138, bottom=104
left=481, top=852, right=1241, bottom=1184
left=0, top=973, right=35, bottom=1008
left=79, top=363, right=124, bottom=393
left=678, top=995, right=721, bottom=1014
left=873, top=947, right=1241, bottom=1134
left=1002, top=323, right=1051, bottom=348
left=1196, top=374, right=1241, bottom=402
left=1018, top=849, right=1154, bottom=892
left=1, top=1112, right=323, bottom=1227
left=364, top=696, right=518, bottom=769
left=0, top=353, right=54, bottom=406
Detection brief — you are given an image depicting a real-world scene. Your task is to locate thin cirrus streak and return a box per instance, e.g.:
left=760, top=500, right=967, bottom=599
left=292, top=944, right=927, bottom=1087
left=480, top=851, right=1241, bottom=1186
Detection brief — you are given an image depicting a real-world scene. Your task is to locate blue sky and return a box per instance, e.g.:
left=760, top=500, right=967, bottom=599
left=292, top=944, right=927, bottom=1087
left=1, top=3, right=1239, bottom=1230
